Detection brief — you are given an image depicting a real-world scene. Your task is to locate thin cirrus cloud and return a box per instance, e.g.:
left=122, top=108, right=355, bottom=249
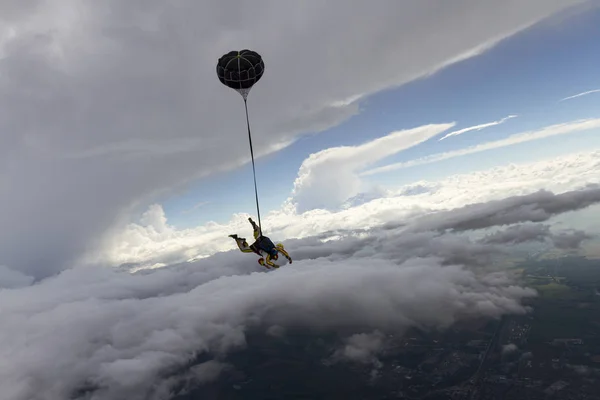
left=438, top=114, right=518, bottom=141
left=361, top=117, right=600, bottom=177
left=180, top=201, right=210, bottom=215
left=559, top=89, right=600, bottom=102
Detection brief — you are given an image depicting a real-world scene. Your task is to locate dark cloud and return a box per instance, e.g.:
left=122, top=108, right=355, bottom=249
left=480, top=223, right=594, bottom=250
left=481, top=224, right=551, bottom=245
left=551, top=229, right=595, bottom=250
left=409, top=187, right=600, bottom=233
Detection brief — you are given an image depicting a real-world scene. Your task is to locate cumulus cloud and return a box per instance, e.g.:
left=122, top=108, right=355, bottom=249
left=291, top=123, right=453, bottom=212
left=328, top=330, right=388, bottom=379
left=362, top=118, right=600, bottom=176
left=330, top=331, right=386, bottom=365
left=0, top=217, right=542, bottom=400
left=438, top=114, right=517, bottom=141
left=0, top=0, right=584, bottom=278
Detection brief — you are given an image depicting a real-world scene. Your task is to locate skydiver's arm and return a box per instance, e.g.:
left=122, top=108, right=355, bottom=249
left=278, top=248, right=292, bottom=263
left=233, top=238, right=255, bottom=253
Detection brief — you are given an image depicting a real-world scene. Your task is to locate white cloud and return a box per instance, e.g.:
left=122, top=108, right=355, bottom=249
left=332, top=331, right=387, bottom=365
left=362, top=118, right=600, bottom=176
left=291, top=123, right=454, bottom=212
left=0, top=0, right=584, bottom=278
left=502, top=343, right=518, bottom=354
left=100, top=148, right=600, bottom=269
left=560, top=89, right=600, bottom=101
left=439, top=114, right=517, bottom=141
left=0, top=218, right=542, bottom=399
left=180, top=201, right=209, bottom=215
left=5, top=145, right=600, bottom=398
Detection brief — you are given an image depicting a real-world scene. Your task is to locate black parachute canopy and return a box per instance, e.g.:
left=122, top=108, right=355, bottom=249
left=216, top=49, right=264, bottom=91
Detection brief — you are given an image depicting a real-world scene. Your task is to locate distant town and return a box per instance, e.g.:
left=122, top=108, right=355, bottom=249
left=377, top=255, right=600, bottom=399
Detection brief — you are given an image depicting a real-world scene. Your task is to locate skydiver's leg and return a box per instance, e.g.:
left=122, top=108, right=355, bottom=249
left=265, top=254, right=279, bottom=269
left=258, top=258, right=271, bottom=269
left=229, top=234, right=254, bottom=253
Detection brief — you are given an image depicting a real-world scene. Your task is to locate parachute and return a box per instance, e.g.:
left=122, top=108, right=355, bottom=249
left=216, top=50, right=265, bottom=100
left=216, top=49, right=266, bottom=233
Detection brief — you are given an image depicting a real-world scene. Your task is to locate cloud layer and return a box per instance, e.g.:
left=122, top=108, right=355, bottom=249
left=0, top=0, right=583, bottom=278
left=1, top=204, right=548, bottom=400
left=103, top=148, right=600, bottom=269
left=407, top=185, right=600, bottom=233
left=2, top=154, right=598, bottom=398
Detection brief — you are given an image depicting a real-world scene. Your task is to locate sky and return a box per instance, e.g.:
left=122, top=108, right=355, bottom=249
left=2, top=1, right=600, bottom=399
left=159, top=2, right=600, bottom=228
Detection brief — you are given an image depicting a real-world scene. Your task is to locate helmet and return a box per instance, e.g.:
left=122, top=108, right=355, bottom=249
left=269, top=247, right=279, bottom=258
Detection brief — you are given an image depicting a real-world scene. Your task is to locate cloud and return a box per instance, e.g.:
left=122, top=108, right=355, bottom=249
left=502, top=343, right=518, bottom=354
left=5, top=146, right=600, bottom=398
left=102, top=149, right=600, bottom=269
left=480, top=223, right=593, bottom=250
left=180, top=201, right=210, bottom=215
left=0, top=207, right=545, bottom=400
left=481, top=224, right=551, bottom=245
left=408, top=185, right=600, bottom=233
left=362, top=118, right=600, bottom=176
left=330, top=331, right=386, bottom=366
left=551, top=229, right=594, bottom=250
left=0, top=266, right=35, bottom=289
left=0, top=0, right=583, bottom=278
left=559, top=89, right=600, bottom=101
left=291, top=123, right=453, bottom=212
left=439, top=114, right=518, bottom=141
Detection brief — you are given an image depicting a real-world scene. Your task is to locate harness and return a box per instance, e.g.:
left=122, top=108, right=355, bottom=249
left=250, top=235, right=276, bottom=256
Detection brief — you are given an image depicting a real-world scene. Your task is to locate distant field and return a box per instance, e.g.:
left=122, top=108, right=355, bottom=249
left=514, top=257, right=600, bottom=340
left=532, top=282, right=571, bottom=298
left=529, top=302, right=598, bottom=340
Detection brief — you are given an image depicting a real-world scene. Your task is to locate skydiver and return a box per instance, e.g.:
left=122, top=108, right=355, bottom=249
left=229, top=217, right=292, bottom=269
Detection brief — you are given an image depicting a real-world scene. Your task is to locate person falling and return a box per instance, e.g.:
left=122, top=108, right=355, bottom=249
left=229, top=217, right=292, bottom=269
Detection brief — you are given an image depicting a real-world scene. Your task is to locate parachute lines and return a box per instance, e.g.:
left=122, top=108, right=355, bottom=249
left=243, top=98, right=263, bottom=234
left=216, top=49, right=265, bottom=234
